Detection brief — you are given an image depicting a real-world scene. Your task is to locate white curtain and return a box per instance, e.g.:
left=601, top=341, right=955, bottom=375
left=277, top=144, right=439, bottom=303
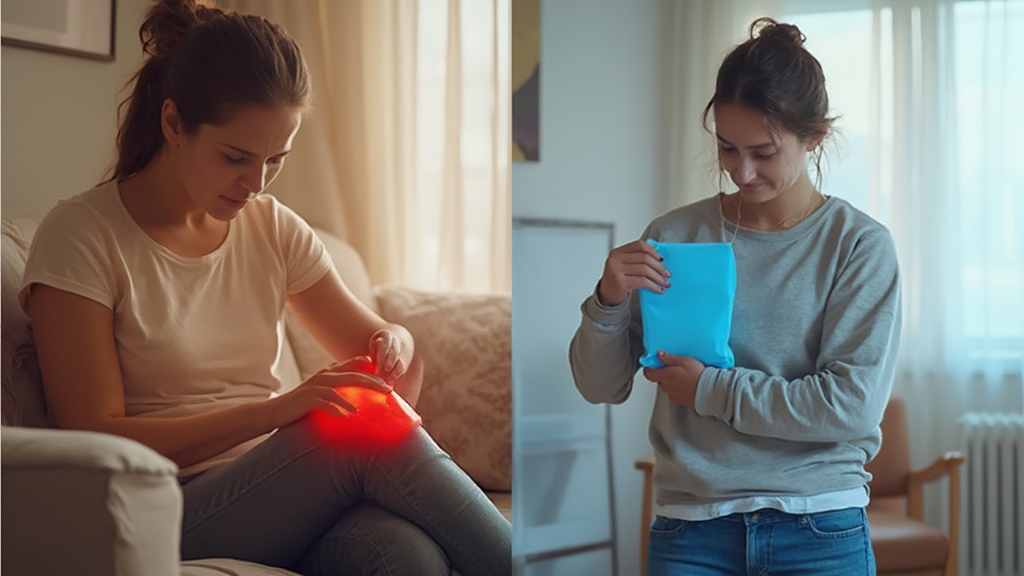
left=667, top=0, right=783, bottom=208
left=672, top=0, right=1024, bottom=530
left=218, top=0, right=511, bottom=294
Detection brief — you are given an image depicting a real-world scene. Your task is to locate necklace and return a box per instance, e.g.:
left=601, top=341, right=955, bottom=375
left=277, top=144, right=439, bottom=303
left=730, top=190, right=824, bottom=241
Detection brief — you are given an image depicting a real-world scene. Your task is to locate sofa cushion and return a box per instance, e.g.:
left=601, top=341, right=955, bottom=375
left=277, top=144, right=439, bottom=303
left=375, top=285, right=511, bottom=492
left=1, top=219, right=50, bottom=427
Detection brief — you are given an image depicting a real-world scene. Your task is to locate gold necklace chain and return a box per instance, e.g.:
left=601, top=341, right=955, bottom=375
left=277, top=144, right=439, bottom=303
left=732, top=190, right=824, bottom=238
left=776, top=190, right=825, bottom=229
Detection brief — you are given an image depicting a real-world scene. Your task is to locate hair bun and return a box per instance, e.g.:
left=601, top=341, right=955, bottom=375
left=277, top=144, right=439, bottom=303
left=141, top=0, right=227, bottom=59
left=750, top=17, right=806, bottom=47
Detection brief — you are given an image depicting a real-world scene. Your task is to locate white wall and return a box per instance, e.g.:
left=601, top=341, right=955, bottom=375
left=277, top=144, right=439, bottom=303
left=512, top=0, right=673, bottom=574
left=0, top=0, right=150, bottom=218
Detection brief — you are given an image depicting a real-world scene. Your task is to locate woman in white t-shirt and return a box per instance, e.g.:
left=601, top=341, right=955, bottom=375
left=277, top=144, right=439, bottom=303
left=19, top=1, right=510, bottom=574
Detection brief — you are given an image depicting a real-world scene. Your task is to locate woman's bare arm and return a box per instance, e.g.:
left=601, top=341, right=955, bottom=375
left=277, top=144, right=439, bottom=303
left=287, top=268, right=415, bottom=381
left=26, top=284, right=375, bottom=469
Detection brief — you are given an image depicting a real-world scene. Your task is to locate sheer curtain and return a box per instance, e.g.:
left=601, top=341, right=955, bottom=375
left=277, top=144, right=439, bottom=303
left=780, top=0, right=1024, bottom=529
left=671, top=0, right=1024, bottom=528
left=218, top=0, right=510, bottom=293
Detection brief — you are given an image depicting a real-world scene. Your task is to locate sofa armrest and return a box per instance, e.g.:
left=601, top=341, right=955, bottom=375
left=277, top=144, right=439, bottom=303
left=1, top=426, right=183, bottom=576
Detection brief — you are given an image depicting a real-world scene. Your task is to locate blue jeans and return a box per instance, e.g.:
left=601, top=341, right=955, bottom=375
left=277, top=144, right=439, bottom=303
left=647, top=508, right=875, bottom=576
left=180, top=417, right=511, bottom=575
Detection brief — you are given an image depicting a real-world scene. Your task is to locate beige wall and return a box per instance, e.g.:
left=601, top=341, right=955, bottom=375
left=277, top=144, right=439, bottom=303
left=1, top=0, right=150, bottom=218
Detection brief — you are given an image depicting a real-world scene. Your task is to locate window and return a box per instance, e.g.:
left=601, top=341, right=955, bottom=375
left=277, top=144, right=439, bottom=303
left=784, top=0, right=1023, bottom=376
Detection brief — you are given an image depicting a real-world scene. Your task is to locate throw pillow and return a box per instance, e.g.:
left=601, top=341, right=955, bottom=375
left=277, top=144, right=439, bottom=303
left=1, top=219, right=51, bottom=427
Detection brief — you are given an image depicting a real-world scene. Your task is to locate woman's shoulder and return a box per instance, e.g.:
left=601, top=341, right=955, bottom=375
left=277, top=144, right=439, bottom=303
left=21, top=182, right=126, bottom=309
left=237, top=194, right=324, bottom=257
left=646, top=195, right=723, bottom=241
left=243, top=193, right=311, bottom=231
left=657, top=195, right=721, bottom=222
left=820, top=197, right=897, bottom=263
left=34, top=181, right=122, bottom=242
left=824, top=197, right=894, bottom=241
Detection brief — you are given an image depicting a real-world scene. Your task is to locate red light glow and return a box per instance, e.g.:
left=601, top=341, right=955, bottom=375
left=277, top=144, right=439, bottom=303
left=310, top=386, right=423, bottom=452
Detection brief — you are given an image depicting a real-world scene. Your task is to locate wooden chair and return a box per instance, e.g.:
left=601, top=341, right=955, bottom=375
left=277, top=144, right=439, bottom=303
left=635, top=396, right=963, bottom=576
left=864, top=396, right=963, bottom=575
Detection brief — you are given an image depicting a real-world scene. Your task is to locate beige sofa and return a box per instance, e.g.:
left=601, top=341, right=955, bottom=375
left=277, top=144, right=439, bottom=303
left=0, top=215, right=511, bottom=576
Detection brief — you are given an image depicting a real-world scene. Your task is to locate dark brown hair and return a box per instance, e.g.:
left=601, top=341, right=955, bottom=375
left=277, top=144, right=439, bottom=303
left=107, top=0, right=312, bottom=182
left=702, top=17, right=837, bottom=188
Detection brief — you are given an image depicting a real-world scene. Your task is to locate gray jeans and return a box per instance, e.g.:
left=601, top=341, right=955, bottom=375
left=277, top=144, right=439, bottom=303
left=180, top=418, right=511, bottom=575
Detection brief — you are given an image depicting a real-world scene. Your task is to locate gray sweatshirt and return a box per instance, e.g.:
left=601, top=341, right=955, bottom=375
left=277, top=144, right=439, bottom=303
left=570, top=194, right=901, bottom=506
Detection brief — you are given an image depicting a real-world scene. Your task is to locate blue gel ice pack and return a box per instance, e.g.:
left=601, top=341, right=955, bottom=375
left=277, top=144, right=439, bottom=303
left=638, top=240, right=737, bottom=369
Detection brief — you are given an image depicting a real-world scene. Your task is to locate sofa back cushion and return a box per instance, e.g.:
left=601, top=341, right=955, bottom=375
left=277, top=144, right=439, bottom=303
left=2, top=219, right=51, bottom=427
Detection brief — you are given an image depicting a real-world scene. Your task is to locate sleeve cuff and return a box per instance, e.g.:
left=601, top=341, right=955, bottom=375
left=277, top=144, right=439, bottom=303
left=694, top=366, right=728, bottom=420
left=582, top=284, right=632, bottom=328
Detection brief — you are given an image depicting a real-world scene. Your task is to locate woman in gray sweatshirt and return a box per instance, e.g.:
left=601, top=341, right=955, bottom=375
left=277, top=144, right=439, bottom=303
left=570, top=17, right=900, bottom=576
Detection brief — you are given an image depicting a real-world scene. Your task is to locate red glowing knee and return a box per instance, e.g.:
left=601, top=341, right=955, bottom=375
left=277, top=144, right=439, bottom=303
left=310, top=366, right=422, bottom=449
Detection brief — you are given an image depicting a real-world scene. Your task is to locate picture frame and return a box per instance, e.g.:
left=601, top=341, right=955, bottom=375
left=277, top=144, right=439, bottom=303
left=1, top=0, right=116, bottom=62
left=512, top=0, right=540, bottom=162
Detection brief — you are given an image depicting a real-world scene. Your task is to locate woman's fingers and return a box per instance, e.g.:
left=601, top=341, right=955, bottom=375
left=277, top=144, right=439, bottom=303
left=612, top=249, right=670, bottom=280
left=380, top=358, right=404, bottom=383
left=615, top=261, right=671, bottom=287
left=327, top=355, right=375, bottom=374
left=378, top=343, right=399, bottom=376
left=369, top=331, right=405, bottom=380
left=600, top=242, right=672, bottom=305
left=312, top=371, right=392, bottom=394
left=615, top=238, right=662, bottom=259
left=626, top=273, right=671, bottom=294
left=316, top=390, right=357, bottom=416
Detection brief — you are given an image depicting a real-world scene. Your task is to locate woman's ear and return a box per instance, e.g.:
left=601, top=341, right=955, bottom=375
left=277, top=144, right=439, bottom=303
left=806, top=126, right=827, bottom=151
left=160, top=98, right=183, bottom=145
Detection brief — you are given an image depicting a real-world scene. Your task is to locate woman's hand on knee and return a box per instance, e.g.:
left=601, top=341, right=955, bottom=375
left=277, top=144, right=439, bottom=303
left=267, top=360, right=391, bottom=427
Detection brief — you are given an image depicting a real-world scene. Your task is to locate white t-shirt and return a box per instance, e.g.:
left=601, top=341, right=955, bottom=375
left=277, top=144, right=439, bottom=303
left=20, top=181, right=333, bottom=476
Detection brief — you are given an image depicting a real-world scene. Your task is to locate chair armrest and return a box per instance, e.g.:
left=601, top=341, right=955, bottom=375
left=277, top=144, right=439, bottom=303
left=907, top=451, right=964, bottom=520
left=906, top=450, right=963, bottom=572
left=1, top=426, right=183, bottom=576
left=908, top=451, right=964, bottom=487
left=635, top=457, right=654, bottom=474
left=909, top=450, right=962, bottom=569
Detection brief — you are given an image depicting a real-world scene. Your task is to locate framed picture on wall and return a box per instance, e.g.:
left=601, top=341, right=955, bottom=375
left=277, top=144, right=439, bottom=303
left=1, top=0, right=116, bottom=62
left=512, top=0, right=540, bottom=162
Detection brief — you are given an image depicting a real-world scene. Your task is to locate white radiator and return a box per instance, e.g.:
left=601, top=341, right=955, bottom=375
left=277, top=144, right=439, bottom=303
left=960, top=412, right=1024, bottom=576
